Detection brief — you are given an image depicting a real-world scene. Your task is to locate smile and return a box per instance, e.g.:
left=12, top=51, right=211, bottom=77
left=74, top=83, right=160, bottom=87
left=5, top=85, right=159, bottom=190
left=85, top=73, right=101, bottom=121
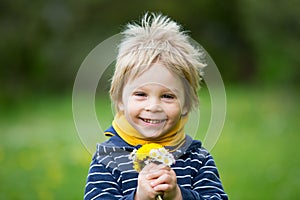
left=140, top=118, right=166, bottom=124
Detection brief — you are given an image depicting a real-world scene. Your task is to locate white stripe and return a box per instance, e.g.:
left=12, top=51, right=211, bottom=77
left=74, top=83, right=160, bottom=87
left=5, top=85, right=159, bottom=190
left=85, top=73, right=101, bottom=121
left=122, top=177, right=137, bottom=184
left=106, top=160, right=115, bottom=168
left=203, top=193, right=221, bottom=199
left=176, top=158, right=203, bottom=165
left=112, top=166, right=118, bottom=175
left=84, top=187, right=97, bottom=199
left=87, top=191, right=122, bottom=199
left=200, top=165, right=217, bottom=170
left=89, top=163, right=104, bottom=169
left=177, top=174, right=192, bottom=179
left=97, top=155, right=110, bottom=164
left=102, top=187, right=119, bottom=192
left=86, top=180, right=119, bottom=187
left=90, top=192, right=121, bottom=200
left=204, top=158, right=215, bottom=164
left=193, top=185, right=224, bottom=193
left=117, top=174, right=122, bottom=183
left=118, top=160, right=132, bottom=167
left=193, top=178, right=221, bottom=187
left=198, top=148, right=209, bottom=154
left=190, top=151, right=207, bottom=158
left=88, top=172, right=111, bottom=176
left=121, top=169, right=137, bottom=174
left=115, top=154, right=130, bottom=160
left=172, top=165, right=198, bottom=173
left=199, top=171, right=221, bottom=181
left=123, top=187, right=136, bottom=194
left=180, top=184, right=192, bottom=188
left=87, top=172, right=112, bottom=180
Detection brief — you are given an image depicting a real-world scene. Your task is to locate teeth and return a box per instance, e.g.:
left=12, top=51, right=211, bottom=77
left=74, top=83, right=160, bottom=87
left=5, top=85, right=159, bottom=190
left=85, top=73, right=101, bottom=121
left=142, top=118, right=164, bottom=124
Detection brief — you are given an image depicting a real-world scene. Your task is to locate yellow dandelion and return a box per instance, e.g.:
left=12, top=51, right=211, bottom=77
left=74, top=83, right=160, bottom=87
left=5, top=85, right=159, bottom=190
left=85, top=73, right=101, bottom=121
left=129, top=143, right=175, bottom=173
left=133, top=162, right=142, bottom=172
left=137, top=143, right=163, bottom=154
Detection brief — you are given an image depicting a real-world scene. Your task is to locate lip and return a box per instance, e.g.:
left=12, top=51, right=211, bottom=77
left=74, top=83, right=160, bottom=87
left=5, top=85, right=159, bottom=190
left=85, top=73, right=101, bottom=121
left=138, top=117, right=167, bottom=126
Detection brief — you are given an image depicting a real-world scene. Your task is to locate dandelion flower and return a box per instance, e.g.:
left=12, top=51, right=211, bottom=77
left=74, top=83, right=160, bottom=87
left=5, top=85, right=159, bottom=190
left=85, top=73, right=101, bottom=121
left=129, top=143, right=175, bottom=172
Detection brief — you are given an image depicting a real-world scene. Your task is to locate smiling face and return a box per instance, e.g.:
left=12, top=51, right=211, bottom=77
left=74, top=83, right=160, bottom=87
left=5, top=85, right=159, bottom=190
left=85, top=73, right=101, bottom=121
left=118, top=62, right=187, bottom=139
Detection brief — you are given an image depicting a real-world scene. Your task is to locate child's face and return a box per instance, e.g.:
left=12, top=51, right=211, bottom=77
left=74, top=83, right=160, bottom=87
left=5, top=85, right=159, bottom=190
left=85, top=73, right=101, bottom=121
left=118, top=62, right=187, bottom=139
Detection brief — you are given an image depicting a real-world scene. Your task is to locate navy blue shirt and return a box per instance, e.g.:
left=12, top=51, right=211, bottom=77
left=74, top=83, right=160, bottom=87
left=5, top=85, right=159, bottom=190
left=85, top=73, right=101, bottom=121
left=84, top=126, right=228, bottom=200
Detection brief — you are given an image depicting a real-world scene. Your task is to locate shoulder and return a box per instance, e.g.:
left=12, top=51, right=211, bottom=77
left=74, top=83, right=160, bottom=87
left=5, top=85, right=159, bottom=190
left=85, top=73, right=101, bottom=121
left=174, top=136, right=209, bottom=159
left=91, top=131, right=135, bottom=172
left=173, top=139, right=219, bottom=178
left=95, top=126, right=134, bottom=156
left=174, top=137, right=215, bottom=168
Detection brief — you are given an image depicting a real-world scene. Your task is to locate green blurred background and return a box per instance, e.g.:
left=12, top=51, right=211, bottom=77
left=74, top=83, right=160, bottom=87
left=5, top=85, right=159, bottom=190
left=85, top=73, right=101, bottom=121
left=1, top=0, right=299, bottom=199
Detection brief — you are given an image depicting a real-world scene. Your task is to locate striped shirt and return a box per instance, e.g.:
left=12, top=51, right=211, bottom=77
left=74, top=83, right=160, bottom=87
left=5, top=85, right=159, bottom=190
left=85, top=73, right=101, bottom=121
left=84, top=126, right=228, bottom=200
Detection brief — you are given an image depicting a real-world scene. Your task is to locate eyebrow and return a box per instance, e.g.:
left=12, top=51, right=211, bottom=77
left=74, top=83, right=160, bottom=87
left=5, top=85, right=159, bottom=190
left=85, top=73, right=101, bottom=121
left=135, top=85, right=181, bottom=95
left=163, top=88, right=180, bottom=95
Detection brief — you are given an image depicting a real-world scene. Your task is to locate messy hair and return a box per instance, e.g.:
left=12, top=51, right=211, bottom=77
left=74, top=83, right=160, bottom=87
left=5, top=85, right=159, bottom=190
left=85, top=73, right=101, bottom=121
left=110, top=12, right=206, bottom=112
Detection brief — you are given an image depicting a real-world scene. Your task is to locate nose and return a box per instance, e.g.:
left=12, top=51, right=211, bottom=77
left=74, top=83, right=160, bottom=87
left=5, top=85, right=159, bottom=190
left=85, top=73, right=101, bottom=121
left=144, top=97, right=162, bottom=112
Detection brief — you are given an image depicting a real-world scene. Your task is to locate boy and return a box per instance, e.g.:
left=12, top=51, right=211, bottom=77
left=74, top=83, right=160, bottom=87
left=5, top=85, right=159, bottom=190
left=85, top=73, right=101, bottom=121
left=84, top=13, right=228, bottom=200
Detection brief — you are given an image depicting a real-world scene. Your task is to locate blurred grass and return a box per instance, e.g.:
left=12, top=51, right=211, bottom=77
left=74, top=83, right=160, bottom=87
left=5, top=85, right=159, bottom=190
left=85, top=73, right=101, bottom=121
left=0, top=86, right=299, bottom=199
left=0, top=95, right=90, bottom=200
left=212, top=86, right=300, bottom=199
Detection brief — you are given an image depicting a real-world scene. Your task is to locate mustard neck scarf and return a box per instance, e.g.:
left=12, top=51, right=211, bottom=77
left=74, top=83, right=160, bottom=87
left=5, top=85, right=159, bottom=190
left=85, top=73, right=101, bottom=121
left=107, top=112, right=187, bottom=147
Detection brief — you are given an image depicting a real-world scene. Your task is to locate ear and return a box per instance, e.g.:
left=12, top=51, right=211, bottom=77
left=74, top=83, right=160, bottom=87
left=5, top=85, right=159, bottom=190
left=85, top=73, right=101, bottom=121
left=182, top=105, right=188, bottom=116
left=117, top=101, right=125, bottom=112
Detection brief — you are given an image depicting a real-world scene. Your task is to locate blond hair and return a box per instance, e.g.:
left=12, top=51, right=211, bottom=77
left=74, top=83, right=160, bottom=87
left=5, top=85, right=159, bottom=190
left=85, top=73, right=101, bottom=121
left=110, top=13, right=206, bottom=112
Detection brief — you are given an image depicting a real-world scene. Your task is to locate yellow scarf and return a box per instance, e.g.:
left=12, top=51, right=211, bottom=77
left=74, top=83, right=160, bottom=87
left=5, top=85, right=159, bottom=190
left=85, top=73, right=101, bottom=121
left=106, top=112, right=187, bottom=147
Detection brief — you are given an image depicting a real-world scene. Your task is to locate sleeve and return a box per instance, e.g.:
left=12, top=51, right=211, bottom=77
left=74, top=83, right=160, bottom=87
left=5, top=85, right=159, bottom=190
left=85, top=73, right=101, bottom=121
left=84, top=158, right=136, bottom=200
left=179, top=151, right=228, bottom=200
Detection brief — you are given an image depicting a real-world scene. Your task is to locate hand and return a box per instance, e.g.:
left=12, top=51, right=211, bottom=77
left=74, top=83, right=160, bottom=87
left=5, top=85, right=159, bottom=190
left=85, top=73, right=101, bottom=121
left=135, top=163, right=164, bottom=200
left=147, top=164, right=182, bottom=200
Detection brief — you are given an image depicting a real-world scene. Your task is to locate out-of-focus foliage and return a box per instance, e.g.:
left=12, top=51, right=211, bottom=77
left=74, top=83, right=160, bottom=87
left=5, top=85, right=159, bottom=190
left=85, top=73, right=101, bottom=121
left=1, top=0, right=299, bottom=104
left=239, top=0, right=300, bottom=85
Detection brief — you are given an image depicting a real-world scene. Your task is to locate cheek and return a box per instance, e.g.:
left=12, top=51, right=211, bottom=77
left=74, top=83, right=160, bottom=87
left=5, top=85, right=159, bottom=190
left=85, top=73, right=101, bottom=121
left=165, top=103, right=182, bottom=119
left=125, top=100, right=143, bottom=115
left=119, top=93, right=134, bottom=112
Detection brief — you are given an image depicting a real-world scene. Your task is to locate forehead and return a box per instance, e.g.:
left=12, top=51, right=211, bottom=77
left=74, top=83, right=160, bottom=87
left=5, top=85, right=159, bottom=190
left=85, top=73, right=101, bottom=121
left=125, top=63, right=184, bottom=92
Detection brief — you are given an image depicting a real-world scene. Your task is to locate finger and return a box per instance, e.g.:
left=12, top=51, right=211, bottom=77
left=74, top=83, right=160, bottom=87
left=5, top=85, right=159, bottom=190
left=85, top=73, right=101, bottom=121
left=153, top=183, right=172, bottom=192
left=142, top=162, right=158, bottom=172
left=149, top=164, right=171, bottom=172
left=141, top=163, right=160, bottom=178
left=137, top=174, right=160, bottom=199
left=147, top=165, right=174, bottom=180
left=147, top=165, right=171, bottom=178
left=146, top=169, right=168, bottom=180
left=150, top=173, right=172, bottom=186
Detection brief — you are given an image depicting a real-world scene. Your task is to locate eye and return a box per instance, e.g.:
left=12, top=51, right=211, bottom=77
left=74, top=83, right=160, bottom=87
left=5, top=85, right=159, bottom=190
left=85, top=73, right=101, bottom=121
left=161, top=93, right=175, bottom=99
left=133, top=91, right=147, bottom=100
left=134, top=91, right=146, bottom=97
